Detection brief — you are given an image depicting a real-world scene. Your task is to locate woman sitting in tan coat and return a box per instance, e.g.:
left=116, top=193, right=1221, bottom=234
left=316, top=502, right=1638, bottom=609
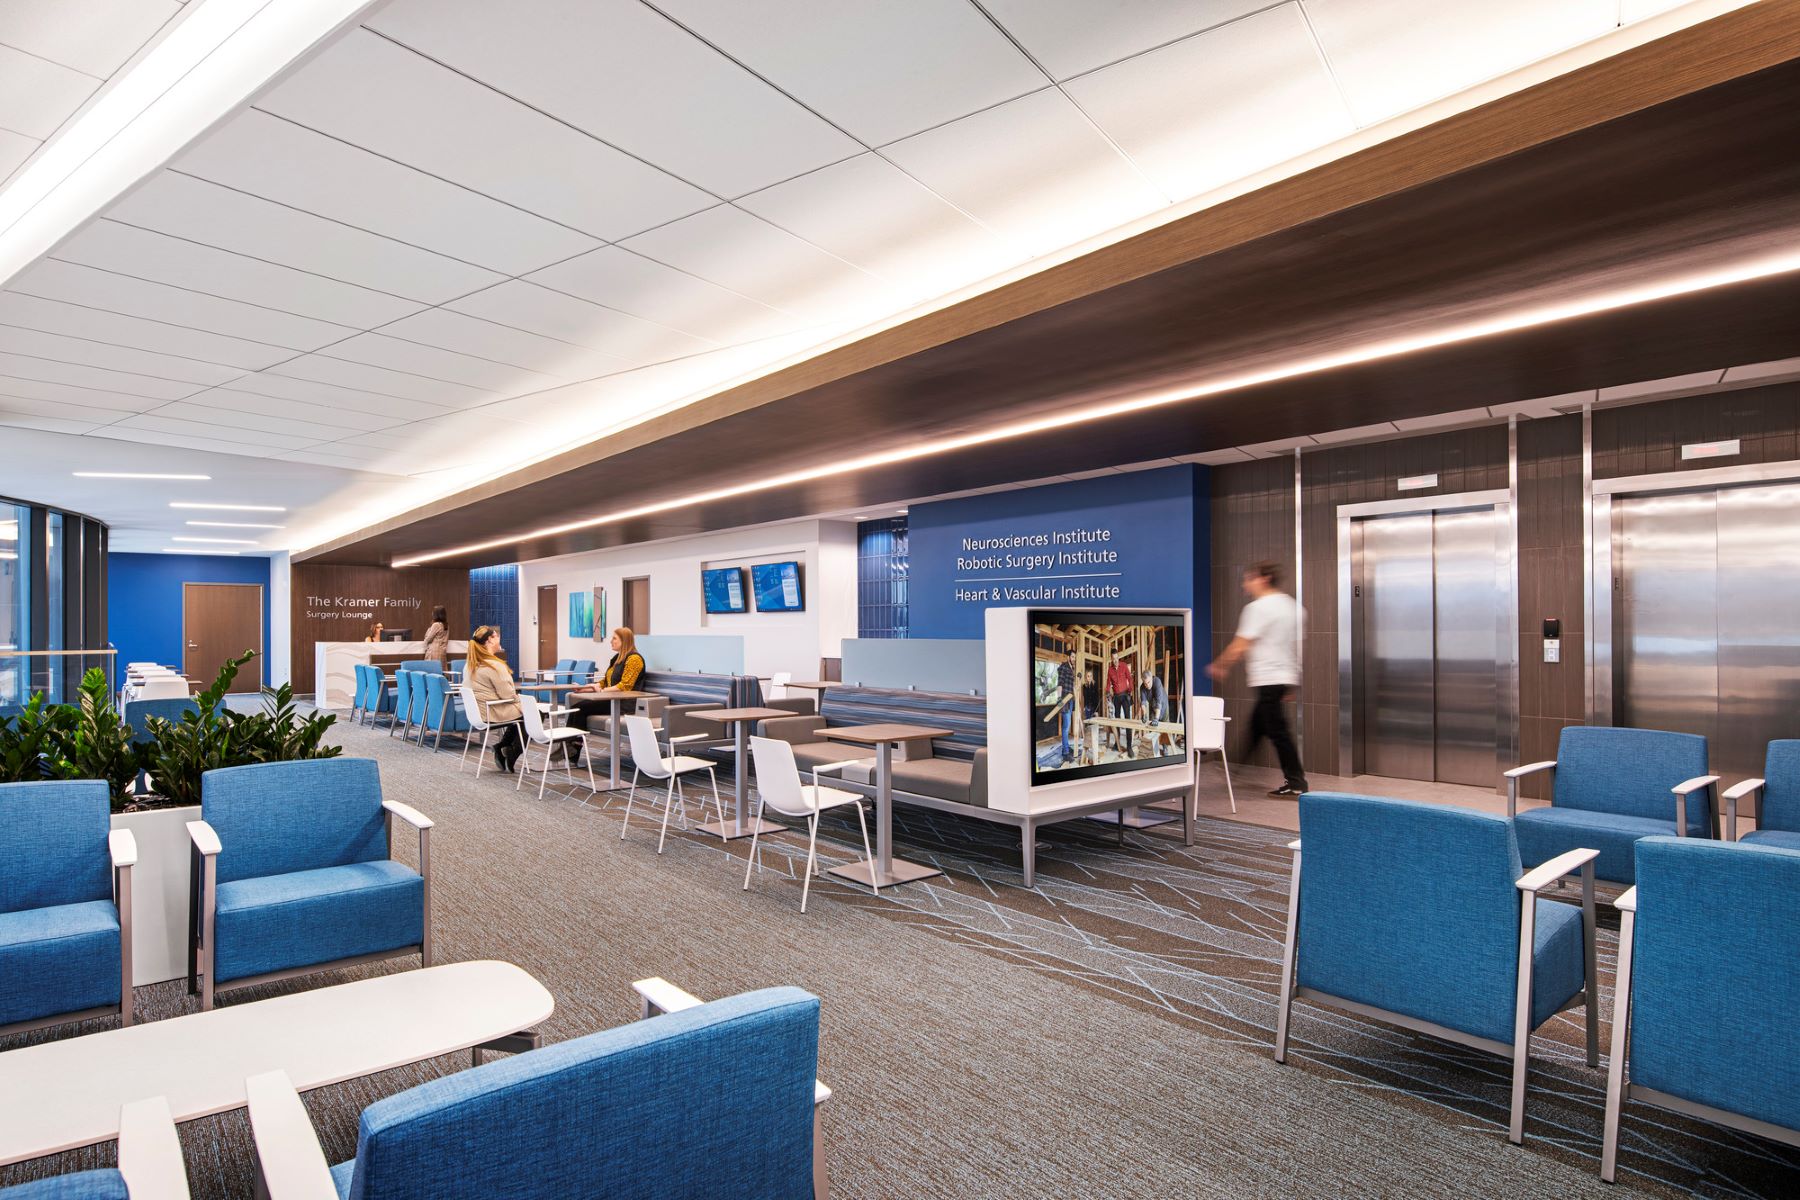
left=466, top=625, right=524, bottom=773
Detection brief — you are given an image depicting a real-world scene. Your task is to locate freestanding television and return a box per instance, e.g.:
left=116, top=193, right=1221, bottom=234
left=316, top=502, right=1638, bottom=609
left=1028, top=609, right=1186, bottom=785
left=751, top=561, right=804, bottom=612
left=702, top=566, right=748, bottom=614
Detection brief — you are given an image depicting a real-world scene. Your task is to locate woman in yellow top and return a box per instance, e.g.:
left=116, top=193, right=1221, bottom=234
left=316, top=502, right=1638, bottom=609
left=466, top=625, right=525, bottom=773
left=562, top=627, right=647, bottom=759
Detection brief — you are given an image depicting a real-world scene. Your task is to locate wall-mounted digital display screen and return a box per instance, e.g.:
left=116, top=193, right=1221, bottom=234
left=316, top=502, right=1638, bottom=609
left=702, top=566, right=748, bottom=614
left=1029, top=610, right=1185, bottom=785
left=751, top=561, right=805, bottom=612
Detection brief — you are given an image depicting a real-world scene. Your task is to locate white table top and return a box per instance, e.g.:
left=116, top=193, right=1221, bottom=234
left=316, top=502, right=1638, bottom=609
left=0, top=960, right=553, bottom=1166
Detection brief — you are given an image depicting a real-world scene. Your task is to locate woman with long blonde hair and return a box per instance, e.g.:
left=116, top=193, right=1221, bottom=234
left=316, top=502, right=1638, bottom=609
left=466, top=625, right=524, bottom=772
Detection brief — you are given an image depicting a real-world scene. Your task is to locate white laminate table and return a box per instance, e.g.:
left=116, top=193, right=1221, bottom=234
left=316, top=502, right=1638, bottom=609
left=0, top=960, right=553, bottom=1167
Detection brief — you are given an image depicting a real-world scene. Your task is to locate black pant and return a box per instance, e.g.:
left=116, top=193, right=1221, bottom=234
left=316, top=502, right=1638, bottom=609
left=1245, top=685, right=1306, bottom=788
left=1110, top=692, right=1132, bottom=750
left=489, top=722, right=522, bottom=760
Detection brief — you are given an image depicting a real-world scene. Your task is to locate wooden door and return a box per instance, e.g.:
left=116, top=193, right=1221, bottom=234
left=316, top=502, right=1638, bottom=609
left=623, top=577, right=650, bottom=634
left=536, top=585, right=558, bottom=671
left=183, top=583, right=262, bottom=693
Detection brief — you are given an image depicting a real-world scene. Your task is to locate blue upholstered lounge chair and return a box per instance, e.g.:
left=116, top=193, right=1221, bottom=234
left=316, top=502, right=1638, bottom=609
left=1724, top=739, right=1800, bottom=849
left=1602, top=837, right=1800, bottom=1181
left=245, top=987, right=824, bottom=1200
left=565, top=658, right=596, bottom=684
left=186, top=759, right=431, bottom=1010
left=1506, top=726, right=1717, bottom=884
left=1275, top=792, right=1598, bottom=1144
left=0, top=1097, right=186, bottom=1198
left=0, top=780, right=135, bottom=1036
left=397, top=659, right=442, bottom=674
left=420, top=673, right=470, bottom=751
left=386, top=670, right=414, bottom=740
left=359, top=664, right=396, bottom=729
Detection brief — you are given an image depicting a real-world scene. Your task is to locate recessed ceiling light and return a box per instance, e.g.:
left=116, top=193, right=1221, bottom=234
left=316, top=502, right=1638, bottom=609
left=161, top=548, right=239, bottom=555
left=169, top=502, right=287, bottom=512
left=172, top=536, right=258, bottom=545
left=185, top=521, right=284, bottom=529
left=896, top=508, right=909, bottom=515
left=74, top=472, right=210, bottom=480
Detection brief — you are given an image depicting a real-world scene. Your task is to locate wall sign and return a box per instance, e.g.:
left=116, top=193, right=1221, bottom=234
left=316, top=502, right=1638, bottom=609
left=290, top=563, right=470, bottom=693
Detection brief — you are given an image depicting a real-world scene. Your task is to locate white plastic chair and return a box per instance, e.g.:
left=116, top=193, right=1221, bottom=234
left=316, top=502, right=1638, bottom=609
left=516, top=694, right=595, bottom=799
left=135, top=676, right=190, bottom=701
left=1190, top=695, right=1236, bottom=813
left=769, top=671, right=792, bottom=701
left=457, top=683, right=520, bottom=779
left=745, top=736, right=877, bottom=913
left=619, top=715, right=724, bottom=853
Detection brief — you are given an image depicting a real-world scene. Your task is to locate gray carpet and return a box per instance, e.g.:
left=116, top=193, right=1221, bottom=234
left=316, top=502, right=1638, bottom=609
left=0, top=714, right=1769, bottom=1198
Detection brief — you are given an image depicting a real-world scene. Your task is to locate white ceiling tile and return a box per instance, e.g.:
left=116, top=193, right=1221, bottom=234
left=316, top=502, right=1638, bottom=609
left=175, top=109, right=598, bottom=275
left=0, top=322, right=243, bottom=386
left=0, top=0, right=181, bottom=76
left=0, top=352, right=199, bottom=400
left=320, top=333, right=566, bottom=395
left=265, top=354, right=498, bottom=408
left=1065, top=5, right=1354, bottom=201
left=110, top=412, right=322, bottom=451
left=259, top=30, right=711, bottom=242
left=367, top=0, right=859, bottom=196
left=180, top=388, right=406, bottom=433
left=0, top=41, right=96, bottom=139
left=653, top=0, right=1043, bottom=145
left=883, top=88, right=1167, bottom=256
left=280, top=437, right=412, bottom=463
left=110, top=173, right=504, bottom=305
left=0, top=410, right=104, bottom=436
left=276, top=447, right=402, bottom=470
left=0, top=374, right=166, bottom=413
left=220, top=373, right=453, bottom=423
left=0, top=127, right=36, bottom=179
left=620, top=205, right=895, bottom=323
left=9, top=259, right=358, bottom=351
left=0, top=391, right=131, bottom=426
left=150, top=400, right=354, bottom=442
left=524, top=247, right=797, bottom=343
left=980, top=0, right=1275, bottom=80
left=90, top=424, right=283, bottom=459
left=0, top=291, right=289, bottom=370
left=445, top=280, right=719, bottom=368
left=1305, top=0, right=1616, bottom=127
left=54, top=221, right=425, bottom=329
left=379, top=309, right=632, bottom=380
left=738, top=153, right=1024, bottom=299
left=1619, top=1, right=1690, bottom=22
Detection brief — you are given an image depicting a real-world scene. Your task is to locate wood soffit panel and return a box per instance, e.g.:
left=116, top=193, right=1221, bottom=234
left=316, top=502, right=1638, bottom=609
left=300, top=2, right=1800, bottom=568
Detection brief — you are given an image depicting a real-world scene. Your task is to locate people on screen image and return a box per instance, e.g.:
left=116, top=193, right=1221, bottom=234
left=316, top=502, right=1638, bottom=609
left=1107, top=652, right=1134, bottom=754
left=1055, top=653, right=1076, bottom=765
left=1140, top=668, right=1169, bottom=754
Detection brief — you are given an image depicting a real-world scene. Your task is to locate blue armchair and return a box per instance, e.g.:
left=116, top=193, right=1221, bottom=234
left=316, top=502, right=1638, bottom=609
left=1275, top=792, right=1598, bottom=1144
left=420, top=673, right=470, bottom=752
left=0, top=780, right=135, bottom=1036
left=244, top=987, right=823, bottom=1200
left=1601, top=837, right=1800, bottom=1181
left=358, top=664, right=396, bottom=730
left=1507, top=726, right=1716, bottom=884
left=398, top=659, right=442, bottom=675
left=0, top=1097, right=187, bottom=1198
left=386, top=671, right=415, bottom=741
left=187, top=759, right=431, bottom=1010
left=565, top=658, right=597, bottom=684
left=1724, top=739, right=1800, bottom=850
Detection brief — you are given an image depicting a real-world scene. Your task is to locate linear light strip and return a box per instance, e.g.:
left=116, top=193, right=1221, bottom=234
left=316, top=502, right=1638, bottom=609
left=393, top=248, right=1800, bottom=566
left=186, top=520, right=284, bottom=528
left=74, top=472, right=210, bottom=480
left=170, top=502, right=287, bottom=512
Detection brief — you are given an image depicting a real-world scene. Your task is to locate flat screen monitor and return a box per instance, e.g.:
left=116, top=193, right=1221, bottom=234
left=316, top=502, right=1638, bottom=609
left=751, top=561, right=804, bottom=612
left=1029, top=610, right=1186, bottom=786
left=702, top=566, right=748, bottom=614
left=381, top=628, right=412, bottom=642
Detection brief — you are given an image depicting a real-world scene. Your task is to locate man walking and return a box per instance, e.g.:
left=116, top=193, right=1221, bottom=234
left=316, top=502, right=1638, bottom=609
left=1208, top=560, right=1308, bottom=796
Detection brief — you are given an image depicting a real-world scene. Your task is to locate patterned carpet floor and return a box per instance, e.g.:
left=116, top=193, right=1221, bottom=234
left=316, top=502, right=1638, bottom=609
left=4, top=715, right=1795, bottom=1198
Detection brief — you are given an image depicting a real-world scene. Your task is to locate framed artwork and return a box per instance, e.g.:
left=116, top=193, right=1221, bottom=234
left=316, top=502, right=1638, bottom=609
left=593, top=585, right=606, bottom=638
left=568, top=590, right=593, bottom=639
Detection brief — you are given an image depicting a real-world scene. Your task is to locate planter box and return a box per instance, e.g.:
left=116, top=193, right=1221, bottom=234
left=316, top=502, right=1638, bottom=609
left=111, top=804, right=199, bottom=986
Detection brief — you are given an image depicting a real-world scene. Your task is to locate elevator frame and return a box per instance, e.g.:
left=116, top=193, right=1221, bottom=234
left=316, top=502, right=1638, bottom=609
left=1589, top=458, right=1800, bottom=727
left=1336, top=489, right=1519, bottom=785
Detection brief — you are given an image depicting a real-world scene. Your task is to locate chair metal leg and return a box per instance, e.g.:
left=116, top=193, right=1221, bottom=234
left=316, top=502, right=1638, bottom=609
left=1220, top=750, right=1237, bottom=814
left=744, top=796, right=767, bottom=891
left=537, top=742, right=554, bottom=800
left=1510, top=891, right=1539, bottom=1145
left=621, top=769, right=640, bottom=840
left=1274, top=846, right=1301, bottom=1063
left=1581, top=864, right=1599, bottom=1068
left=1601, top=909, right=1637, bottom=1183
left=515, top=743, right=530, bottom=791
left=707, top=767, right=724, bottom=830
left=461, top=726, right=477, bottom=774
left=854, top=802, right=879, bottom=897
left=657, top=775, right=678, bottom=854
left=801, top=813, right=821, bottom=913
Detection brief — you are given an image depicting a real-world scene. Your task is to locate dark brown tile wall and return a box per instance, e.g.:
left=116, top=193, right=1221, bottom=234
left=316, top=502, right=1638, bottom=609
left=1593, top=382, right=1800, bottom=478
left=1208, top=457, right=1294, bottom=770
left=1515, top=414, right=1585, bottom=798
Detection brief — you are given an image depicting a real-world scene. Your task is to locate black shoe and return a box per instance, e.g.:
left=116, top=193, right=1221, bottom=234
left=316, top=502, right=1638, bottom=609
left=1268, top=783, right=1307, bottom=797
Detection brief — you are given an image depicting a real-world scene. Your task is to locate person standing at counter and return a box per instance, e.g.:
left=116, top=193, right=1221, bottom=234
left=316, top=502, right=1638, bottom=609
left=1209, top=560, right=1308, bottom=797
left=422, top=606, right=450, bottom=669
left=466, top=625, right=524, bottom=773
left=561, top=628, right=647, bottom=762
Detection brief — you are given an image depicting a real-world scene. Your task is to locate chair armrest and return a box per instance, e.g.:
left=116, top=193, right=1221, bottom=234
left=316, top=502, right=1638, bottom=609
left=665, top=732, right=709, bottom=745
left=1614, top=886, right=1638, bottom=914
left=1724, top=777, right=1765, bottom=840
left=633, top=979, right=830, bottom=1107
left=1286, top=839, right=1301, bottom=851
left=109, top=828, right=139, bottom=869
left=244, top=1070, right=336, bottom=1200
left=1670, top=774, right=1720, bottom=836
left=186, top=820, right=221, bottom=857
left=381, top=800, right=433, bottom=829
left=1516, top=847, right=1599, bottom=893
left=118, top=1096, right=189, bottom=1200
left=813, top=759, right=874, bottom=792
left=1504, top=760, right=1558, bottom=779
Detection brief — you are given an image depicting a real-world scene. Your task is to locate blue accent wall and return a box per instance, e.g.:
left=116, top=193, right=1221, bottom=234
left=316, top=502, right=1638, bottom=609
left=469, top=564, right=519, bottom=657
left=108, top=553, right=272, bottom=688
left=907, top=465, right=1210, bottom=643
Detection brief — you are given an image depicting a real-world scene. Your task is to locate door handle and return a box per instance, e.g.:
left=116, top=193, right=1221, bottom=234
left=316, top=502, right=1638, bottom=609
left=187, top=641, right=199, bottom=648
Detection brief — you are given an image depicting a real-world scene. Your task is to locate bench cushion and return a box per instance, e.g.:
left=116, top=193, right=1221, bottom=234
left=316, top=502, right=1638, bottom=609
left=0, top=900, right=119, bottom=1027
left=1515, top=806, right=1683, bottom=885
left=3, top=1169, right=130, bottom=1199
left=215, top=860, right=423, bottom=984
left=817, top=687, right=986, bottom=762
left=891, top=758, right=979, bottom=806
left=1740, top=828, right=1800, bottom=852
left=791, top=743, right=877, bottom=774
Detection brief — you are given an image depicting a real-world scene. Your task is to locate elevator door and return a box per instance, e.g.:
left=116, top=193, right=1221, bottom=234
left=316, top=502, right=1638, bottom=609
left=1356, top=507, right=1501, bottom=786
left=1614, top=482, right=1800, bottom=782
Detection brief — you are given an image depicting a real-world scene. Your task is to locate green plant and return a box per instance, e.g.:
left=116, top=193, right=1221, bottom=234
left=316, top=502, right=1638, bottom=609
left=63, top=667, right=145, bottom=806
left=0, top=693, right=75, bottom=784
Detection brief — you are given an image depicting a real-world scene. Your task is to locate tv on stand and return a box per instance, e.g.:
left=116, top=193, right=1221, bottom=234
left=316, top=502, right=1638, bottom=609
left=1028, top=609, right=1186, bottom=786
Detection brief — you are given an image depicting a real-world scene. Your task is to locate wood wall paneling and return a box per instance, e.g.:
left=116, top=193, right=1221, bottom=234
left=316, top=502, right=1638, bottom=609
left=290, top=564, right=470, bottom=693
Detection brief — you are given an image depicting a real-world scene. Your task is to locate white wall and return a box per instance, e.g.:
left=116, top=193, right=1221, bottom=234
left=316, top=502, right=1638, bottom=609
left=268, top=551, right=291, bottom=687
left=516, top=520, right=858, bottom=680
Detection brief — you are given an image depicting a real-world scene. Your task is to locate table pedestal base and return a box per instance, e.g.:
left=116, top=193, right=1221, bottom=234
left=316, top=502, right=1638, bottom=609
left=697, top=817, right=786, bottom=841
left=826, top=858, right=943, bottom=888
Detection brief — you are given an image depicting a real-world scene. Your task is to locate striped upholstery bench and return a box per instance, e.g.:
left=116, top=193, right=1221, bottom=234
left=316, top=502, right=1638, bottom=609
left=580, top=670, right=759, bottom=741
left=761, top=686, right=989, bottom=807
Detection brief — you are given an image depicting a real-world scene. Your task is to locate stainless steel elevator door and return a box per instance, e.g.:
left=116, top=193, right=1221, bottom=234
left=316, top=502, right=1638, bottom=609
left=1717, top=484, right=1800, bottom=780
left=1361, top=514, right=1437, bottom=782
left=1432, top=508, right=1501, bottom=787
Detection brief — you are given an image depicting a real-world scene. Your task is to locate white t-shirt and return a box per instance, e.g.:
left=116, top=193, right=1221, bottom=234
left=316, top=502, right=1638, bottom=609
left=1236, top=592, right=1300, bottom=688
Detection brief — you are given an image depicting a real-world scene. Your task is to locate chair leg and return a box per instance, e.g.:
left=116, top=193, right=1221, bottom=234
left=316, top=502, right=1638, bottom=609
left=1274, top=847, right=1301, bottom=1063
left=537, top=742, right=554, bottom=800
left=801, top=813, right=821, bottom=913
left=621, top=769, right=640, bottom=840
left=1601, top=909, right=1637, bottom=1183
left=1220, top=750, right=1237, bottom=814
left=1509, top=892, right=1539, bottom=1145
left=743, top=796, right=767, bottom=892
left=1581, top=865, right=1599, bottom=1068
left=515, top=742, right=530, bottom=791
left=657, top=775, right=678, bottom=854
left=707, top=767, right=725, bottom=831
left=581, top=743, right=597, bottom=798
left=854, top=802, right=879, bottom=897
left=461, top=726, right=477, bottom=774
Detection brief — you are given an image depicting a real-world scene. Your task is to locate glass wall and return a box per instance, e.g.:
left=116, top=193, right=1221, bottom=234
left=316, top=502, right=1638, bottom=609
left=856, top=516, right=909, bottom=639
left=0, top=503, right=25, bottom=707
left=0, top=495, right=108, bottom=710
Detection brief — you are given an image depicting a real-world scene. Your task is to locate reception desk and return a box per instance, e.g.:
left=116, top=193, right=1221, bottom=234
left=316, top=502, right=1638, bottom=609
left=313, top=641, right=467, bottom=709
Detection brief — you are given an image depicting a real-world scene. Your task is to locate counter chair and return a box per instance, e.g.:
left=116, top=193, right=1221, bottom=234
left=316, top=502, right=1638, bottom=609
left=0, top=1097, right=188, bottom=1199
left=1724, top=739, right=1800, bottom=849
left=515, top=697, right=594, bottom=800
left=457, top=683, right=519, bottom=779
left=187, top=759, right=430, bottom=1011
left=1189, top=695, right=1235, bottom=814
left=1275, top=792, right=1598, bottom=1144
left=1507, top=726, right=1716, bottom=885
left=0, top=780, right=135, bottom=1037
left=745, top=737, right=876, bottom=913
left=619, top=715, right=724, bottom=853
left=1602, top=837, right=1800, bottom=1181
